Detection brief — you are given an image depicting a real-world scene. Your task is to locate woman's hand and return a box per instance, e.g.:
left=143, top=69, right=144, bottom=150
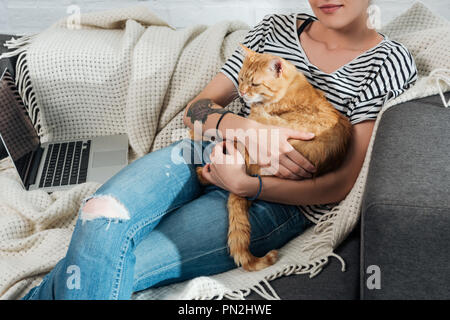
left=201, top=140, right=258, bottom=196
left=231, top=122, right=317, bottom=180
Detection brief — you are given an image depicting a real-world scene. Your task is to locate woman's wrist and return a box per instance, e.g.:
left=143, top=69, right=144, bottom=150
left=220, top=114, right=263, bottom=142
left=234, top=174, right=260, bottom=198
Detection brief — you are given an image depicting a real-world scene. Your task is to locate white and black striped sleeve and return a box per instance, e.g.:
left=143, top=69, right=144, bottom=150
left=349, top=43, right=418, bottom=125
left=219, top=14, right=271, bottom=91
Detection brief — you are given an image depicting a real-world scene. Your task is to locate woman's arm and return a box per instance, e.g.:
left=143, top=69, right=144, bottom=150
left=235, top=120, right=375, bottom=205
left=183, top=72, right=243, bottom=139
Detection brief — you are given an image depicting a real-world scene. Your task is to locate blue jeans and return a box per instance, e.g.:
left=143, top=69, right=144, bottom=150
left=22, top=138, right=312, bottom=300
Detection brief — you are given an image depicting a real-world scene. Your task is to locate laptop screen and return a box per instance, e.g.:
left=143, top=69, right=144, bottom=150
left=0, top=70, right=40, bottom=183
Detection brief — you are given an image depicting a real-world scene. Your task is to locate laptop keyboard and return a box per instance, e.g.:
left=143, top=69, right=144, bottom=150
left=39, top=140, right=91, bottom=188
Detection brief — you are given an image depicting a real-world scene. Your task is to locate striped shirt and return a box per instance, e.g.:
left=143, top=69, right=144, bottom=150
left=219, top=12, right=418, bottom=223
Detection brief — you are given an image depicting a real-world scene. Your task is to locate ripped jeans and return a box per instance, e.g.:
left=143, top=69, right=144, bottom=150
left=22, top=138, right=312, bottom=300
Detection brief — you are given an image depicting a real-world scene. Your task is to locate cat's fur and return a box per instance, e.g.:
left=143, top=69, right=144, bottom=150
left=191, top=44, right=352, bottom=271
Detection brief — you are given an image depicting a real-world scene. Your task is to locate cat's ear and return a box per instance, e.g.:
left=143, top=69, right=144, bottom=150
left=239, top=44, right=255, bottom=57
left=269, top=58, right=283, bottom=78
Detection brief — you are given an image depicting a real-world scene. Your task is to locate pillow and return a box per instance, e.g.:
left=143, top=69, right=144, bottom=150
left=379, top=1, right=450, bottom=77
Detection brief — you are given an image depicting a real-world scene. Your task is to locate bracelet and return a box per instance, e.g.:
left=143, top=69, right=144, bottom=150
left=246, top=174, right=263, bottom=201
left=215, top=110, right=234, bottom=141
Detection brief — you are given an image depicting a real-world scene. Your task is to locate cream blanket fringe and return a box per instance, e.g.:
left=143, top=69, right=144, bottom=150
left=0, top=2, right=448, bottom=300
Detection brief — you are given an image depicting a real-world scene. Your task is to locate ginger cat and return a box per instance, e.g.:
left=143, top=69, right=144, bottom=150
left=191, top=44, right=352, bottom=271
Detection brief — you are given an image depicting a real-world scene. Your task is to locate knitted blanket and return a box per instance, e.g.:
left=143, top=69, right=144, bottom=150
left=0, top=2, right=448, bottom=300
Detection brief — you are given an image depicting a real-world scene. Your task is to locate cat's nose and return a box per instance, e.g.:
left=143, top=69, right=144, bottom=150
left=239, top=90, right=246, bottom=96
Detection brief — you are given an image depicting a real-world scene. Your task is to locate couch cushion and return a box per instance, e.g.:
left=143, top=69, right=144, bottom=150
left=362, top=93, right=450, bottom=299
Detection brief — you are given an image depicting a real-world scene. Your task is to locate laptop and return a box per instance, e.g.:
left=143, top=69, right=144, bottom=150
left=0, top=68, right=129, bottom=193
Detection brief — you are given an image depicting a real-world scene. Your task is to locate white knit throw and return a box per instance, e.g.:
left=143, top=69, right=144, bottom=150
left=0, top=2, right=448, bottom=300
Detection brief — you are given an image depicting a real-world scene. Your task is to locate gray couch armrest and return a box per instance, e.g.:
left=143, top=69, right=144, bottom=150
left=361, top=93, right=450, bottom=300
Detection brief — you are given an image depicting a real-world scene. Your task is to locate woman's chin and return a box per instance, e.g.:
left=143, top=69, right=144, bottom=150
left=316, top=16, right=357, bottom=31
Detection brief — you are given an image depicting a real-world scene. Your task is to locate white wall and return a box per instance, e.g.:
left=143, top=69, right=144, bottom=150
left=0, top=0, right=449, bottom=35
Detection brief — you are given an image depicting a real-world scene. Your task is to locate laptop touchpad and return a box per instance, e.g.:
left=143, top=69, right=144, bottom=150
left=92, top=150, right=127, bottom=168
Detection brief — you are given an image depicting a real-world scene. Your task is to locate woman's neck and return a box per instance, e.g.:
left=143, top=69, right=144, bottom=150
left=309, top=15, right=380, bottom=51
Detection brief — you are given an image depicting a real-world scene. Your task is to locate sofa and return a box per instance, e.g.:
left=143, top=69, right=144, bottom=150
left=1, top=33, right=449, bottom=300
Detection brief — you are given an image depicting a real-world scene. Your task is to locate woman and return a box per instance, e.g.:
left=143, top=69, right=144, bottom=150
left=23, top=0, right=417, bottom=299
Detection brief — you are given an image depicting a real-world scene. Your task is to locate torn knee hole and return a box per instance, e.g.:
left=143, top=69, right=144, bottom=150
left=80, top=195, right=130, bottom=221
